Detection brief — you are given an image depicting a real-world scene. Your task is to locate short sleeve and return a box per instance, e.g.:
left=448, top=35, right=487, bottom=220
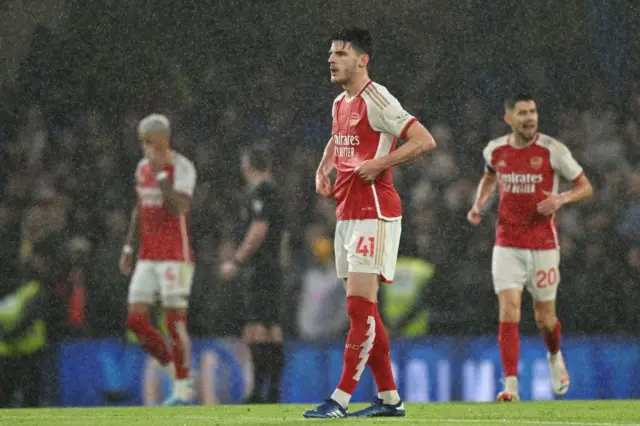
left=362, top=84, right=416, bottom=138
left=249, top=187, right=276, bottom=223
left=173, top=157, right=197, bottom=196
left=550, top=142, right=583, bottom=182
left=482, top=144, right=495, bottom=173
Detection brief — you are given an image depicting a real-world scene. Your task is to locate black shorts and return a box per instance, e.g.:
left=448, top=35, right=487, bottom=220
left=241, top=264, right=282, bottom=326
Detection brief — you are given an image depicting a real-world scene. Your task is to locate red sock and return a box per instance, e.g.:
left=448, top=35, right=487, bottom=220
left=541, top=320, right=561, bottom=355
left=165, top=311, right=191, bottom=379
left=367, top=306, right=396, bottom=392
left=498, top=321, right=520, bottom=377
left=337, top=296, right=377, bottom=395
left=127, top=312, right=172, bottom=365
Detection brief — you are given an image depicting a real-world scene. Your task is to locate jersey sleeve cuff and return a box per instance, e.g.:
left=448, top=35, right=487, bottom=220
left=571, top=171, right=584, bottom=183
left=399, top=117, right=417, bottom=139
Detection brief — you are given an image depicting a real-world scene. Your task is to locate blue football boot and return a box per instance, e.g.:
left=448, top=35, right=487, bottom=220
left=303, top=398, right=348, bottom=419
left=349, top=397, right=405, bottom=417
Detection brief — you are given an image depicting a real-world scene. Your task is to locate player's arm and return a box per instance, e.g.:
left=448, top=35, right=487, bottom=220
left=559, top=174, right=593, bottom=204
left=474, top=171, right=498, bottom=210
left=231, top=189, right=274, bottom=265
left=538, top=143, right=593, bottom=215
left=316, top=137, right=335, bottom=196
left=231, top=221, right=269, bottom=265
left=124, top=204, right=141, bottom=251
left=156, top=177, right=191, bottom=216
left=376, top=122, right=436, bottom=169
left=156, top=160, right=197, bottom=216
left=317, top=137, right=335, bottom=175
left=467, top=171, right=497, bottom=225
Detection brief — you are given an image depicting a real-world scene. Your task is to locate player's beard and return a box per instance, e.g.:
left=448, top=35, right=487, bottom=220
left=515, top=123, right=537, bottom=142
left=332, top=65, right=356, bottom=86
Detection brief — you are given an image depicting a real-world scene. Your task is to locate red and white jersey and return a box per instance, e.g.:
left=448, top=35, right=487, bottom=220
left=135, top=152, right=197, bottom=262
left=331, top=80, right=417, bottom=221
left=483, top=133, right=584, bottom=249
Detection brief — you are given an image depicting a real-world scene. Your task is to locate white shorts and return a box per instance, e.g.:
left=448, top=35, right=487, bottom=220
left=492, top=246, right=560, bottom=302
left=128, top=260, right=195, bottom=308
left=335, top=219, right=402, bottom=283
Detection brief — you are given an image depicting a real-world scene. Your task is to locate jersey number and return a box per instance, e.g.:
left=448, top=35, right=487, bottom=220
left=356, top=236, right=376, bottom=257
left=535, top=268, right=558, bottom=289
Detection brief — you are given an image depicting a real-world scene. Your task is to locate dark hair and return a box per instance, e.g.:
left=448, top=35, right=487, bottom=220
left=243, top=144, right=272, bottom=172
left=504, top=93, right=536, bottom=111
left=330, top=27, right=373, bottom=58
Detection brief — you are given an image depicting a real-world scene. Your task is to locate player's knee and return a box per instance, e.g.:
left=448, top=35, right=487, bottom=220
left=346, top=272, right=379, bottom=301
left=499, top=303, right=521, bottom=323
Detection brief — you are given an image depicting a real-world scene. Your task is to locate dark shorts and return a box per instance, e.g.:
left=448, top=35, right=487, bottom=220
left=242, top=264, right=282, bottom=326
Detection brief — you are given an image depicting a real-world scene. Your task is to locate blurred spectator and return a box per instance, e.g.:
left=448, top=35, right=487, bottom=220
left=297, top=233, right=348, bottom=341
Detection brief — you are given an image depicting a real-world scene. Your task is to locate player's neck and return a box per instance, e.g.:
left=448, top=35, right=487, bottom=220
left=510, top=133, right=536, bottom=148
left=343, top=73, right=370, bottom=99
left=156, top=148, right=173, bottom=162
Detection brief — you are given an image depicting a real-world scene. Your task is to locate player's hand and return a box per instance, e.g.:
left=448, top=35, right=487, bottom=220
left=220, top=260, right=239, bottom=279
left=467, top=204, right=482, bottom=225
left=119, top=252, right=134, bottom=276
left=315, top=172, right=332, bottom=197
left=537, top=191, right=566, bottom=216
left=354, top=159, right=384, bottom=182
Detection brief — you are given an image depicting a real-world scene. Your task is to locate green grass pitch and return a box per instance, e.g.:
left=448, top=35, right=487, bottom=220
left=1, top=401, right=640, bottom=425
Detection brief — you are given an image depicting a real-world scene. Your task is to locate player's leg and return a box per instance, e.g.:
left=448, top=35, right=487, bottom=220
left=266, top=324, right=285, bottom=403
left=126, top=261, right=172, bottom=368
left=530, top=249, right=569, bottom=396
left=244, top=322, right=269, bottom=403
left=492, top=246, right=527, bottom=401
left=159, top=262, right=195, bottom=405
left=352, top=219, right=404, bottom=418
left=242, top=267, right=275, bottom=404
left=304, top=219, right=402, bottom=418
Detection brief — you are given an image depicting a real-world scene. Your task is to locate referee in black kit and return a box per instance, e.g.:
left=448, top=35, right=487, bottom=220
left=221, top=144, right=287, bottom=403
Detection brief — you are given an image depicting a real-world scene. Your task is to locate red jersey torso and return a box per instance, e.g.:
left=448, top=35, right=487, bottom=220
left=135, top=152, right=197, bottom=262
left=331, top=81, right=416, bottom=221
left=483, top=133, right=584, bottom=249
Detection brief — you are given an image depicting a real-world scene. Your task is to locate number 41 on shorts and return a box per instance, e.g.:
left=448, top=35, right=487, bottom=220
left=356, top=236, right=375, bottom=257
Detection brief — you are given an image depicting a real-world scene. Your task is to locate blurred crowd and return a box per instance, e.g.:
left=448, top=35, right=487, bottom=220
left=1, top=0, right=640, bottom=346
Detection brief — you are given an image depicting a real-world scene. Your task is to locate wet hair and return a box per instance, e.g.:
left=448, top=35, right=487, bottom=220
left=504, top=93, right=535, bottom=111
left=138, top=113, right=171, bottom=136
left=330, top=27, right=373, bottom=58
left=242, top=144, right=272, bottom=172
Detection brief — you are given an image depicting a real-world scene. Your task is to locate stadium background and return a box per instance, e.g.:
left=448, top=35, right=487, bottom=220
left=1, top=0, right=640, bottom=406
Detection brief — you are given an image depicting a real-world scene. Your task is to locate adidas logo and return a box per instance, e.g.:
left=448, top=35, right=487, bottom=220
left=327, top=409, right=346, bottom=418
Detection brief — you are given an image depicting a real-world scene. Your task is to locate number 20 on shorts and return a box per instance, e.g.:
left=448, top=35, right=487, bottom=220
left=536, top=268, right=558, bottom=289
left=356, top=236, right=376, bottom=257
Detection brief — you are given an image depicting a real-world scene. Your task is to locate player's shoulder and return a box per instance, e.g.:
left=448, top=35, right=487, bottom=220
left=534, top=133, right=571, bottom=155
left=172, top=151, right=196, bottom=171
left=333, top=91, right=347, bottom=105
left=360, top=81, right=399, bottom=109
left=135, top=158, right=149, bottom=173
left=483, top=134, right=510, bottom=153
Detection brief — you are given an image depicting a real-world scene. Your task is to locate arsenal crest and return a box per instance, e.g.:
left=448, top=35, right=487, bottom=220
left=530, top=156, right=543, bottom=170
left=349, top=113, right=361, bottom=129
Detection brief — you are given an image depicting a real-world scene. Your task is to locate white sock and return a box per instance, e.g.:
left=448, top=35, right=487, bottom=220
left=549, top=350, right=562, bottom=364
left=378, top=390, right=400, bottom=405
left=331, top=389, right=351, bottom=409
left=174, top=378, right=193, bottom=400
left=505, top=376, right=519, bottom=394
